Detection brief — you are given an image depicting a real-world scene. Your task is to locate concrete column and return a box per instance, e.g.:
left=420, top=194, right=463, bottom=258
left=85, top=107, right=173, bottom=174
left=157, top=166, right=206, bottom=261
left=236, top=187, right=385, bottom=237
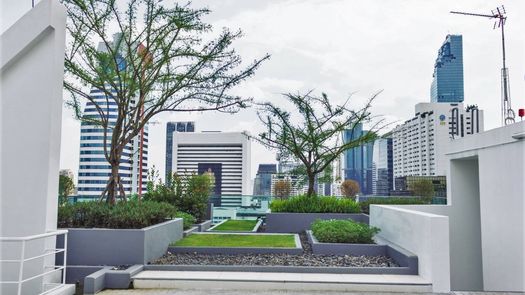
left=1, top=0, right=66, bottom=293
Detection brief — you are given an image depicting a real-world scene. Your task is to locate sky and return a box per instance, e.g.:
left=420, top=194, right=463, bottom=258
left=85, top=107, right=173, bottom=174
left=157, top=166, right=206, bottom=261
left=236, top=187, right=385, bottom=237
left=2, top=0, right=524, bottom=188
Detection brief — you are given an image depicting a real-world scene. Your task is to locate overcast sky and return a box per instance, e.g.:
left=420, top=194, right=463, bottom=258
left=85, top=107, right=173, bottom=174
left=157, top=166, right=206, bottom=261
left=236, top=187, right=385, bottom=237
left=2, top=0, right=524, bottom=186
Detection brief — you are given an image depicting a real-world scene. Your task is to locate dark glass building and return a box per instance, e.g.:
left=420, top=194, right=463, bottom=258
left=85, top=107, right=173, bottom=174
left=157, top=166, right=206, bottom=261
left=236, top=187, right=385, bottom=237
left=165, top=121, right=195, bottom=181
left=372, top=137, right=393, bottom=195
left=253, top=164, right=277, bottom=196
left=431, top=35, right=464, bottom=103
left=342, top=123, right=374, bottom=195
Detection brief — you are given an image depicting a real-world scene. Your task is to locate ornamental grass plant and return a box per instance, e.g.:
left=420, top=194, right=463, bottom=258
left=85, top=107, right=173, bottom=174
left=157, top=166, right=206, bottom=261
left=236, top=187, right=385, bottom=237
left=270, top=195, right=360, bottom=213
left=311, top=219, right=380, bottom=244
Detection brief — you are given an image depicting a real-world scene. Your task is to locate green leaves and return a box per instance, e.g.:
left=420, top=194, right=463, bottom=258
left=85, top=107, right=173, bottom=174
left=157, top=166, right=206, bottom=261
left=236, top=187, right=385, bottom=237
left=57, top=200, right=178, bottom=229
left=253, top=91, right=382, bottom=196
left=311, top=219, right=380, bottom=244
left=270, top=195, right=361, bottom=214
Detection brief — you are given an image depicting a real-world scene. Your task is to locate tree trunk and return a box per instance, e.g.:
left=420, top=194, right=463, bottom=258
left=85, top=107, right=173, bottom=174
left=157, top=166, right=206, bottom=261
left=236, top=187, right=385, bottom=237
left=306, top=172, right=316, bottom=197
left=104, top=148, right=123, bottom=205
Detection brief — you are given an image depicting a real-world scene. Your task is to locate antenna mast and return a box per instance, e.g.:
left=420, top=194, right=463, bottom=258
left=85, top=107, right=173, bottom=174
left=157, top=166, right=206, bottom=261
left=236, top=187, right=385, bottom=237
left=451, top=6, right=515, bottom=125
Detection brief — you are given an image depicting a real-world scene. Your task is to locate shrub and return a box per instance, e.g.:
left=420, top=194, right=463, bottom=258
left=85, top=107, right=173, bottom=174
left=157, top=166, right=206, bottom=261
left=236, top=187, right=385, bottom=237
left=175, top=212, right=196, bottom=230
left=143, top=168, right=212, bottom=222
left=270, top=195, right=360, bottom=213
left=57, top=200, right=177, bottom=229
left=311, top=219, right=380, bottom=244
left=359, top=197, right=427, bottom=215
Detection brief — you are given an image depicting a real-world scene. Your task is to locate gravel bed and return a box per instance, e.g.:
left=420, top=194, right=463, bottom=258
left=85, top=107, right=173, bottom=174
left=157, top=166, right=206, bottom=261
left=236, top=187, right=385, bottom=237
left=153, top=233, right=398, bottom=268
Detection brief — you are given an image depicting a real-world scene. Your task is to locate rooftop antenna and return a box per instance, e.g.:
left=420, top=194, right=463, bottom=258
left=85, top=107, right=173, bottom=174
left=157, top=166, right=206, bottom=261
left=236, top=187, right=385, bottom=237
left=451, top=6, right=515, bottom=125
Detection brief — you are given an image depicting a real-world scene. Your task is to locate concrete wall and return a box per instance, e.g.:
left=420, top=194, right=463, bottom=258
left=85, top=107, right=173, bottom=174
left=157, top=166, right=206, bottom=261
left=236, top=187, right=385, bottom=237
left=447, top=121, right=525, bottom=292
left=371, top=122, right=525, bottom=293
left=0, top=1, right=66, bottom=294
left=370, top=205, right=450, bottom=293
left=57, top=219, right=183, bottom=266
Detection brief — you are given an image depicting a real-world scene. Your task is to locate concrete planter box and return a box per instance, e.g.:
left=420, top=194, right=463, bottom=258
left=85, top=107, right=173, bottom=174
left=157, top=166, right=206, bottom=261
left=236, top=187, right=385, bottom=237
left=306, top=230, right=384, bottom=256
left=306, top=231, right=418, bottom=274
left=169, top=232, right=302, bottom=255
left=194, top=220, right=212, bottom=232
left=57, top=218, right=183, bottom=266
left=265, top=213, right=368, bottom=233
left=207, top=219, right=263, bottom=233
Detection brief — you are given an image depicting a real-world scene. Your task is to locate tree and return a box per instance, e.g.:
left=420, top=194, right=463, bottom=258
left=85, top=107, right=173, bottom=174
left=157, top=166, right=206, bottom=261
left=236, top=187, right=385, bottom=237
left=250, top=91, right=381, bottom=197
left=58, top=174, right=76, bottom=206
left=340, top=179, right=359, bottom=200
left=273, top=179, right=292, bottom=200
left=63, top=0, right=269, bottom=204
left=410, top=179, right=435, bottom=203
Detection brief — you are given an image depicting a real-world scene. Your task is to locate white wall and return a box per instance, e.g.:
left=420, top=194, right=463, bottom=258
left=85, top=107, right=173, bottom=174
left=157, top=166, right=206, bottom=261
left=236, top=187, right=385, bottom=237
left=372, top=121, right=525, bottom=293
left=447, top=121, right=525, bottom=292
left=0, top=0, right=66, bottom=293
left=370, top=205, right=450, bottom=293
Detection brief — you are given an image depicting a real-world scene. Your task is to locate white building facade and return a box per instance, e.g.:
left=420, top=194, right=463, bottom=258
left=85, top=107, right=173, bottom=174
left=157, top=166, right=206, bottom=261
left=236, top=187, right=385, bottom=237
left=392, top=103, right=483, bottom=182
left=172, top=132, right=251, bottom=196
left=77, top=88, right=149, bottom=199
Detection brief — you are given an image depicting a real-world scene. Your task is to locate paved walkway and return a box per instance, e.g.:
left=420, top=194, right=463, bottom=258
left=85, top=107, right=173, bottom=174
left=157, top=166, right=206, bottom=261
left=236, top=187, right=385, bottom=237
left=99, top=290, right=516, bottom=295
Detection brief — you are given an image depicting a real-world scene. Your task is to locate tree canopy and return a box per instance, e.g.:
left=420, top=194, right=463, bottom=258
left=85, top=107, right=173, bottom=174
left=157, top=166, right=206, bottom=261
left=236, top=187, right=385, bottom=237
left=250, top=91, right=382, bottom=197
left=63, top=0, right=269, bottom=203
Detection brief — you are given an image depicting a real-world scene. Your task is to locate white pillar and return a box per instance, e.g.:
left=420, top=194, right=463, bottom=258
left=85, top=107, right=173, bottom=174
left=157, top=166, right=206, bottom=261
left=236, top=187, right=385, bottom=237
left=1, top=0, right=66, bottom=293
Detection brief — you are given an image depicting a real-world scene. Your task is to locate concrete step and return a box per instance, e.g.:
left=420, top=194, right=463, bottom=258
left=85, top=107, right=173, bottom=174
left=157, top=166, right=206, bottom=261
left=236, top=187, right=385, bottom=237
left=132, top=270, right=432, bottom=293
left=44, top=284, right=76, bottom=295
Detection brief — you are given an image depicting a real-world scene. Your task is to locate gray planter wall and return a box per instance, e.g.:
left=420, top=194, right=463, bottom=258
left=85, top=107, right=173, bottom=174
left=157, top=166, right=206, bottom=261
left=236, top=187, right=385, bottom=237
left=57, top=218, right=183, bottom=266
left=194, top=220, right=212, bottom=232
left=306, top=230, right=418, bottom=275
left=265, top=213, right=368, bottom=233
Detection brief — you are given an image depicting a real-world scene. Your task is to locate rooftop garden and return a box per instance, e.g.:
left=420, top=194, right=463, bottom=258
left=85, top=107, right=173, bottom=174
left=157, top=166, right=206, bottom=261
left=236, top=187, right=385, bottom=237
left=172, top=234, right=296, bottom=248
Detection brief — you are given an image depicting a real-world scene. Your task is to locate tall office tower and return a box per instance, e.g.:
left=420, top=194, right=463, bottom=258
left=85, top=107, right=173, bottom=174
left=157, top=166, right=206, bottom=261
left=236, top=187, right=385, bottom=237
left=341, top=123, right=374, bottom=195
left=172, top=132, right=251, bottom=197
left=253, top=164, right=277, bottom=196
left=431, top=35, right=464, bottom=103
left=165, top=121, right=195, bottom=181
left=372, top=137, right=393, bottom=195
left=392, top=103, right=483, bottom=183
left=77, top=35, right=148, bottom=199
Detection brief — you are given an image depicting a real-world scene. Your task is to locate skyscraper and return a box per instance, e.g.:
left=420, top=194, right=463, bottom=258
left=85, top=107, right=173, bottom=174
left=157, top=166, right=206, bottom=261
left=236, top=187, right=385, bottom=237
left=77, top=90, right=148, bottom=199
left=253, top=164, right=277, bottom=196
left=341, top=124, right=374, bottom=195
left=165, top=121, right=195, bottom=181
left=77, top=36, right=148, bottom=199
left=431, top=35, right=464, bottom=103
left=372, top=137, right=393, bottom=195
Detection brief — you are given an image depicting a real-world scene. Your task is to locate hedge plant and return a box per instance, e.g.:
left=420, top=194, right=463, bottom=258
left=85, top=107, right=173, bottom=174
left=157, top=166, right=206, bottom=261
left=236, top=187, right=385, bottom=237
left=311, top=219, right=380, bottom=244
left=175, top=211, right=196, bottom=230
left=57, top=200, right=179, bottom=229
left=359, top=197, right=426, bottom=214
left=270, top=195, right=360, bottom=213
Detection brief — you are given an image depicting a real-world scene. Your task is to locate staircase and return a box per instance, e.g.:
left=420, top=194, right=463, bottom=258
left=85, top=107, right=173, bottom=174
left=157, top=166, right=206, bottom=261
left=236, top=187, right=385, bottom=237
left=132, top=270, right=432, bottom=292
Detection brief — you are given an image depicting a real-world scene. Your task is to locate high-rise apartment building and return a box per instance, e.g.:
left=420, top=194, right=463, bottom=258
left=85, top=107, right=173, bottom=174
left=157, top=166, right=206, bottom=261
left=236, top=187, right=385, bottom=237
left=165, top=121, right=195, bottom=181
left=372, top=137, right=393, bottom=195
left=171, top=132, right=251, bottom=196
left=431, top=35, right=464, bottom=103
left=77, top=90, right=148, bottom=199
left=77, top=37, right=148, bottom=199
left=253, top=164, right=277, bottom=196
left=392, top=102, right=483, bottom=182
left=341, top=123, right=374, bottom=195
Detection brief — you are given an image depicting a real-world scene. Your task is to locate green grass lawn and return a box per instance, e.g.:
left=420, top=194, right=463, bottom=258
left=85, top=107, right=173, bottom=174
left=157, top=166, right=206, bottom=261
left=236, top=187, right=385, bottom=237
left=172, top=234, right=296, bottom=248
left=212, top=219, right=258, bottom=231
